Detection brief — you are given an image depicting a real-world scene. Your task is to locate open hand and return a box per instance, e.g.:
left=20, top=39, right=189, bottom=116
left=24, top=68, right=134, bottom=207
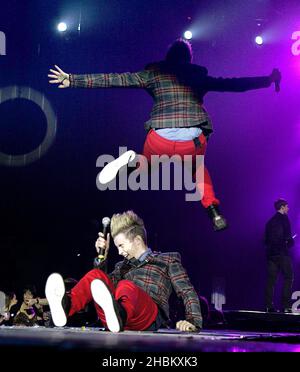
left=48, top=65, right=70, bottom=88
left=176, top=320, right=197, bottom=332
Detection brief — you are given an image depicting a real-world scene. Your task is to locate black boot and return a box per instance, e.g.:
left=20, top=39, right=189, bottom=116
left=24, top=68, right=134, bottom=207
left=206, top=205, right=228, bottom=231
left=117, top=300, right=127, bottom=326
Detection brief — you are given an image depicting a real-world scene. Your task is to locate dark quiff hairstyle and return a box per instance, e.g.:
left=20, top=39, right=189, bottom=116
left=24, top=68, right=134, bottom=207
left=165, top=38, right=193, bottom=64
left=274, top=198, right=288, bottom=211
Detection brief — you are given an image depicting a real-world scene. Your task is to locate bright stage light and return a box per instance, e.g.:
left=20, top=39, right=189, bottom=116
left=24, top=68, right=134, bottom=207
left=255, top=35, right=263, bottom=45
left=184, top=30, right=193, bottom=40
left=57, top=22, right=67, bottom=32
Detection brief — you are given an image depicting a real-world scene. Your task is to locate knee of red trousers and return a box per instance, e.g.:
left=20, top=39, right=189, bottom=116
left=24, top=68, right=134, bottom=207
left=69, top=268, right=115, bottom=316
left=115, top=280, right=158, bottom=330
left=80, top=268, right=115, bottom=292
left=115, top=280, right=139, bottom=308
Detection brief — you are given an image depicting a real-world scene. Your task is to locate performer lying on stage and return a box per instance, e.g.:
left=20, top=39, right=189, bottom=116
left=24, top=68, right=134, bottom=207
left=45, top=210, right=202, bottom=332
left=48, top=39, right=281, bottom=231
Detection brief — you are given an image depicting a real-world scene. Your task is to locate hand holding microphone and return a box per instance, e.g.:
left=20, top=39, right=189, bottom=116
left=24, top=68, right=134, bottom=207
left=270, top=68, right=281, bottom=93
left=95, top=217, right=111, bottom=262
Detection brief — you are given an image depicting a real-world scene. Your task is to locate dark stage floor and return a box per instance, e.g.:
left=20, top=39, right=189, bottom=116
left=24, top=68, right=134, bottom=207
left=1, top=324, right=300, bottom=353
left=1, top=310, right=300, bottom=365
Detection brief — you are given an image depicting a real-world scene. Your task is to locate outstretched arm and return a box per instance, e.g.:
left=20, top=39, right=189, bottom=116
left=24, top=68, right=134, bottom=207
left=48, top=65, right=151, bottom=89
left=204, top=68, right=281, bottom=92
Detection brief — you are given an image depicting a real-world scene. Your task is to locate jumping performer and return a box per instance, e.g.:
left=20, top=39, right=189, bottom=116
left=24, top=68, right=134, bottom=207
left=48, top=39, right=281, bottom=231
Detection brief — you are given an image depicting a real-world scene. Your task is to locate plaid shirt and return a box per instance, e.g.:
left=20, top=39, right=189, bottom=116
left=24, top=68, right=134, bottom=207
left=95, top=251, right=203, bottom=328
left=70, top=62, right=272, bottom=137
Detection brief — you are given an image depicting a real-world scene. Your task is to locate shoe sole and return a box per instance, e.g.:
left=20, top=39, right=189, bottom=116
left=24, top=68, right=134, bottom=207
left=91, top=279, right=121, bottom=333
left=45, top=273, right=67, bottom=327
left=98, top=150, right=136, bottom=184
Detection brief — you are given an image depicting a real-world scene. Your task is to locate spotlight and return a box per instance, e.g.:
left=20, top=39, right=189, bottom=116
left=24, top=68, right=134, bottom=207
left=57, top=22, right=67, bottom=32
left=255, top=35, right=263, bottom=45
left=184, top=30, right=193, bottom=40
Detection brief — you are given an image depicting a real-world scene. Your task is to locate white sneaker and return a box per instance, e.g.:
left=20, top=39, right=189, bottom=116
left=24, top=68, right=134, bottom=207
left=91, top=279, right=122, bottom=333
left=98, top=150, right=136, bottom=184
left=45, top=273, right=67, bottom=327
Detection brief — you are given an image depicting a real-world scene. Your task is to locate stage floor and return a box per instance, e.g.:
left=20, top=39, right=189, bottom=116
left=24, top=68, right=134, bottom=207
left=1, top=325, right=300, bottom=353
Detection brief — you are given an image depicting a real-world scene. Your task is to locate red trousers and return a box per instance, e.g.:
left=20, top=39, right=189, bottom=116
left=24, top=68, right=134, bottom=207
left=69, top=269, right=158, bottom=331
left=142, top=129, right=219, bottom=208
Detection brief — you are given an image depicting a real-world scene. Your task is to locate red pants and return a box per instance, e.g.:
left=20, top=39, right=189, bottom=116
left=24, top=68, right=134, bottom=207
left=69, top=269, right=158, bottom=331
left=142, top=129, right=219, bottom=208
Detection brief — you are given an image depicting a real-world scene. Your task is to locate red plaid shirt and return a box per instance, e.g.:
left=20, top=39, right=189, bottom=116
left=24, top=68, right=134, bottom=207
left=70, top=62, right=272, bottom=137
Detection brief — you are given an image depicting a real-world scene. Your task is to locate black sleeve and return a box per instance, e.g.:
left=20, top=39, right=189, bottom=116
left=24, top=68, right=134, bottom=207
left=204, top=75, right=272, bottom=92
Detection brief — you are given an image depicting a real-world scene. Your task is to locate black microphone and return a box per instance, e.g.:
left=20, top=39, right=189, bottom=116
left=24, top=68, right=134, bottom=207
left=98, top=217, right=110, bottom=261
left=275, top=79, right=280, bottom=93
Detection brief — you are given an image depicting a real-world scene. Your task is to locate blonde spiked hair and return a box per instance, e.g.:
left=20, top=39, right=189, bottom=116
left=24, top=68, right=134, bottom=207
left=110, top=210, right=147, bottom=244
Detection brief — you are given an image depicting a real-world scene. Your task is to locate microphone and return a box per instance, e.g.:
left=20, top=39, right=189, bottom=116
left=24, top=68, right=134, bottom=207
left=98, top=217, right=111, bottom=261
left=271, top=68, right=280, bottom=93
left=275, top=79, right=280, bottom=93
